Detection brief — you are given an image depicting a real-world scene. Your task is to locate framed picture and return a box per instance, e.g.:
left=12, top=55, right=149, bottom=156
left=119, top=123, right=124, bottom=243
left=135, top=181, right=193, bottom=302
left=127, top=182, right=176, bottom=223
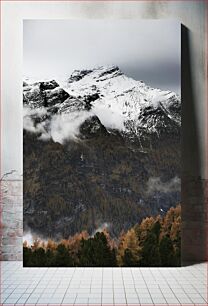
left=23, top=19, right=181, bottom=267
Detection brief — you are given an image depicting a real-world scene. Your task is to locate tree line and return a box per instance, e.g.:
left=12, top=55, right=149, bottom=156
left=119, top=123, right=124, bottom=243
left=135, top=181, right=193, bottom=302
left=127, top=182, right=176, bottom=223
left=23, top=205, right=181, bottom=267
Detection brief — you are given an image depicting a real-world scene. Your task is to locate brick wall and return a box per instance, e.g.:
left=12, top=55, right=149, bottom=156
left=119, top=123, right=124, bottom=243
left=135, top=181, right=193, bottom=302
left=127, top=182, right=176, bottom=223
left=0, top=178, right=23, bottom=260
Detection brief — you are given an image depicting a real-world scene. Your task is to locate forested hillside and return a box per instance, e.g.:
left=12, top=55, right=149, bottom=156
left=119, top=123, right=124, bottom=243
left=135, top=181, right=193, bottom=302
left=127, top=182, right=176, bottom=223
left=23, top=66, right=181, bottom=241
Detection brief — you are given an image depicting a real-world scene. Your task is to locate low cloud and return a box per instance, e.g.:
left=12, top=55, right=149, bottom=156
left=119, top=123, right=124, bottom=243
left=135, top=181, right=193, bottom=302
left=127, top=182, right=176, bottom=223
left=92, top=222, right=111, bottom=236
left=23, top=231, right=34, bottom=246
left=23, top=115, right=48, bottom=135
left=23, top=230, right=49, bottom=246
left=50, top=111, right=91, bottom=143
left=23, top=106, right=48, bottom=117
left=23, top=102, right=126, bottom=144
left=93, top=103, right=125, bottom=131
left=23, top=106, right=92, bottom=144
left=23, top=106, right=50, bottom=138
left=146, top=176, right=181, bottom=195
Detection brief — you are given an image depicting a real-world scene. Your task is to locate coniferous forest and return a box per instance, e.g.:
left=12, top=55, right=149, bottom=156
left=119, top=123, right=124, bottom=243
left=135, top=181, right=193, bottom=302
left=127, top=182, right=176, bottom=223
left=23, top=204, right=181, bottom=267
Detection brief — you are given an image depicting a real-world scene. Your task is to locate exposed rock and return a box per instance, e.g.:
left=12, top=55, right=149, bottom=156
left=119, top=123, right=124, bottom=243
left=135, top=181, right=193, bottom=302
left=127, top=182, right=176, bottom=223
left=23, top=81, right=69, bottom=108
left=67, top=69, right=93, bottom=83
left=79, top=115, right=108, bottom=139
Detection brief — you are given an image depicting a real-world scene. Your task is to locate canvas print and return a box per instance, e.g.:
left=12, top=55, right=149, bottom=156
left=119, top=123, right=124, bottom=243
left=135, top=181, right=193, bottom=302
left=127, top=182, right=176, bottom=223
left=23, top=20, right=181, bottom=267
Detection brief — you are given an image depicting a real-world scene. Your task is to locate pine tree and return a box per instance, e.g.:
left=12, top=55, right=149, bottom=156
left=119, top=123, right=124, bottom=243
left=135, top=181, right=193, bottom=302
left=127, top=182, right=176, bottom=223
left=55, top=244, right=73, bottom=267
left=140, top=232, right=161, bottom=267
left=151, top=220, right=161, bottom=242
left=23, top=247, right=33, bottom=266
left=159, top=235, right=176, bottom=267
left=123, top=248, right=136, bottom=266
left=78, top=232, right=117, bottom=266
left=32, top=247, right=46, bottom=266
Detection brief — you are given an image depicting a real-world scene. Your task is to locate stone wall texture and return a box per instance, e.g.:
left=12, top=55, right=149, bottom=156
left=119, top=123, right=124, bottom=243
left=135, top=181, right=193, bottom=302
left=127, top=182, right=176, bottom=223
left=0, top=179, right=23, bottom=260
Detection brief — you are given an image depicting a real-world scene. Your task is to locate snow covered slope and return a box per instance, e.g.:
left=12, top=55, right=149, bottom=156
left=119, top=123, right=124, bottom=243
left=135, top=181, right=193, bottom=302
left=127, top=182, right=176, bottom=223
left=23, top=66, right=181, bottom=143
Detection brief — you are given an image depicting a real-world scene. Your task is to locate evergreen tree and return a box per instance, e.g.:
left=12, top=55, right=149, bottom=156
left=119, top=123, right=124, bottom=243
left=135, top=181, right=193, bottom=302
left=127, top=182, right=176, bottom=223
left=140, top=232, right=161, bottom=267
left=45, top=249, right=56, bottom=266
left=55, top=244, right=73, bottom=267
left=159, top=235, right=176, bottom=267
left=23, top=247, right=33, bottom=266
left=78, top=232, right=117, bottom=266
left=151, top=220, right=161, bottom=241
left=123, top=248, right=137, bottom=267
left=174, top=240, right=181, bottom=266
left=32, top=247, right=47, bottom=267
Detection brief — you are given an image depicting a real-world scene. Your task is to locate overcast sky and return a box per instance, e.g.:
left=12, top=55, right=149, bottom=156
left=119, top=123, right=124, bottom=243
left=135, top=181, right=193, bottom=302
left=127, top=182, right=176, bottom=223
left=23, top=19, right=180, bottom=94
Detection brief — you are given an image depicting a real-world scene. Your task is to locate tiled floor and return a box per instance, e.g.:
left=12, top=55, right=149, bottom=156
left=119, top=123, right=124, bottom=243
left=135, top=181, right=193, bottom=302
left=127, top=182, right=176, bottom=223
left=0, top=261, right=207, bottom=305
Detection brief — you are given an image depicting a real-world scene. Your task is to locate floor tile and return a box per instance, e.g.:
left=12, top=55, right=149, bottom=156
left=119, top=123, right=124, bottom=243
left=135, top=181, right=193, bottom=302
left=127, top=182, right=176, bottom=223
left=0, top=261, right=207, bottom=306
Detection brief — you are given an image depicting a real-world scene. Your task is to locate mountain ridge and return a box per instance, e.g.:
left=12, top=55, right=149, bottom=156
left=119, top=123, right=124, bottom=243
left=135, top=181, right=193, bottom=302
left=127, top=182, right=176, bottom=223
left=23, top=65, right=181, bottom=147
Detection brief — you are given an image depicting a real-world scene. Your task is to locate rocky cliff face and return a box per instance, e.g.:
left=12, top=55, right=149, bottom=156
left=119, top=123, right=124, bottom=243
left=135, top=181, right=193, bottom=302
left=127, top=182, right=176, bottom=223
left=23, top=66, right=181, bottom=240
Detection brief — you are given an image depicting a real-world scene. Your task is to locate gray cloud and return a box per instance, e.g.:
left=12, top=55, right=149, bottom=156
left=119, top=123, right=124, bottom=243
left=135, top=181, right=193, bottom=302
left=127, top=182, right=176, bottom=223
left=23, top=19, right=180, bottom=94
left=122, top=61, right=180, bottom=93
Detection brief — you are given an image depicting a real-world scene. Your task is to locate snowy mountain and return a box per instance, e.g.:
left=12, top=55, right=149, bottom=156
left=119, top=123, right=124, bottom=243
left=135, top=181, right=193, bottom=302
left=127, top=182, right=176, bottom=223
left=23, top=66, right=181, bottom=147
left=23, top=66, right=181, bottom=239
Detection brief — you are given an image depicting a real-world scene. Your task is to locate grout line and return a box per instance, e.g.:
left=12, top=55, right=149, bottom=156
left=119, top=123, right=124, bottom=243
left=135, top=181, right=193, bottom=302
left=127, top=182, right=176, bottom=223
left=130, top=267, right=141, bottom=305
left=100, top=267, right=103, bottom=305
left=140, top=269, right=154, bottom=305
left=112, top=268, right=115, bottom=306
left=61, top=267, right=76, bottom=305
left=121, top=268, right=127, bottom=305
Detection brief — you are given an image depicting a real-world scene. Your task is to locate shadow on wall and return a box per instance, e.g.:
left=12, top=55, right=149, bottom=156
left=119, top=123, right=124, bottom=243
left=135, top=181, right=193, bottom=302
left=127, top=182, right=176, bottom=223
left=181, top=25, right=207, bottom=265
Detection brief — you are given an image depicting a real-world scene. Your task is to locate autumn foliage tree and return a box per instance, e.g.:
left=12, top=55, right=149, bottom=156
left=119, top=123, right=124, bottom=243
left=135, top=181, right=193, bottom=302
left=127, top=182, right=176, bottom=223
left=117, top=228, right=141, bottom=266
left=23, top=205, right=181, bottom=267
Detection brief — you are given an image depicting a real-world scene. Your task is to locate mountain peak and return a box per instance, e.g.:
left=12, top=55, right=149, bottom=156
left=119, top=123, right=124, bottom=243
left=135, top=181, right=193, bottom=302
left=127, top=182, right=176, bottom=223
left=67, top=65, right=123, bottom=84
